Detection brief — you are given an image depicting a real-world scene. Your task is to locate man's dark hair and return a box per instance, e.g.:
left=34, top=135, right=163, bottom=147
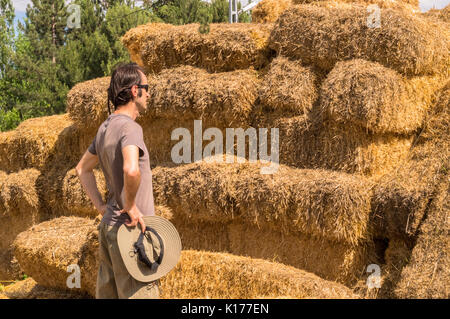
left=107, top=62, right=146, bottom=115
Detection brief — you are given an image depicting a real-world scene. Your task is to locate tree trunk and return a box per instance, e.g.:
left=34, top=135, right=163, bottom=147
left=52, top=3, right=56, bottom=64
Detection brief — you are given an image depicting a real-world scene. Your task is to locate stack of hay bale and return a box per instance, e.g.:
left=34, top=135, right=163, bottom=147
left=1, top=0, right=448, bottom=298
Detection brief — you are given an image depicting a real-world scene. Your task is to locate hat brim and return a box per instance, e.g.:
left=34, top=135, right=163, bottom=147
left=117, top=215, right=182, bottom=282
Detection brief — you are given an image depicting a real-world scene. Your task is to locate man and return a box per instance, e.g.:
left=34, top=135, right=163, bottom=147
left=76, top=62, right=159, bottom=299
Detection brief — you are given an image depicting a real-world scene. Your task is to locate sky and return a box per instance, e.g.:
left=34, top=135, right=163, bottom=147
left=10, top=0, right=450, bottom=30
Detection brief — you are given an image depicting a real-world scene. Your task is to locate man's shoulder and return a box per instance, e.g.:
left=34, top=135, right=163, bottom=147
left=107, top=116, right=142, bottom=132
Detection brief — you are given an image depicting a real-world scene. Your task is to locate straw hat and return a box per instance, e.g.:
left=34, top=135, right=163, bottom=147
left=117, top=215, right=181, bottom=282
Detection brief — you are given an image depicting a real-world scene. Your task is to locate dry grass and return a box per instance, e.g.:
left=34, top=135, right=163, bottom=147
left=0, top=169, right=41, bottom=252
left=0, top=167, right=102, bottom=281
left=66, top=76, right=110, bottom=132
left=152, top=159, right=375, bottom=246
left=263, top=115, right=413, bottom=177
left=12, top=216, right=98, bottom=295
left=371, top=81, right=449, bottom=240
left=120, top=23, right=172, bottom=67
left=252, top=0, right=292, bottom=23
left=423, top=4, right=450, bottom=23
left=0, top=248, right=21, bottom=280
left=122, top=23, right=273, bottom=74
left=0, top=277, right=90, bottom=299
left=319, top=59, right=444, bottom=134
left=393, top=180, right=449, bottom=298
left=0, top=114, right=93, bottom=173
left=269, top=3, right=449, bottom=76
left=368, top=81, right=449, bottom=298
left=293, top=0, right=420, bottom=10
left=258, top=56, right=321, bottom=116
left=161, top=250, right=360, bottom=299
left=36, top=166, right=108, bottom=219
left=143, top=66, right=259, bottom=127
left=157, top=209, right=375, bottom=286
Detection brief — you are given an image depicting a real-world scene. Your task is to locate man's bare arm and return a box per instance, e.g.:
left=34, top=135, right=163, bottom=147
left=120, top=145, right=146, bottom=232
left=76, top=150, right=105, bottom=215
left=122, top=145, right=141, bottom=211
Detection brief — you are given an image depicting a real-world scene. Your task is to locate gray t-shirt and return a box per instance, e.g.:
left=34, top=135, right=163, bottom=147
left=88, top=113, right=155, bottom=226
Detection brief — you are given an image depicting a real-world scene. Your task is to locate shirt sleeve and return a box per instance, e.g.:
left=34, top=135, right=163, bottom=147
left=88, top=135, right=97, bottom=155
left=120, top=122, right=145, bottom=157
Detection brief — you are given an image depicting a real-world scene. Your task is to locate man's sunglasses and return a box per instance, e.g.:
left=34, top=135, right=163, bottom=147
left=136, top=84, right=149, bottom=92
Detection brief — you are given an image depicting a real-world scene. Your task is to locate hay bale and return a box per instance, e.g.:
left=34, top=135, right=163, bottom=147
left=122, top=23, right=273, bottom=74
left=258, top=56, right=321, bottom=116
left=368, top=82, right=449, bottom=295
left=120, top=23, right=173, bottom=68
left=35, top=164, right=107, bottom=218
left=161, top=250, right=360, bottom=299
left=0, top=169, right=40, bottom=251
left=120, top=23, right=175, bottom=69
left=225, top=221, right=376, bottom=286
left=60, top=168, right=107, bottom=218
left=1, top=277, right=89, bottom=299
left=252, top=0, right=292, bottom=23
left=152, top=160, right=375, bottom=245
left=292, top=0, right=419, bottom=10
left=0, top=169, right=41, bottom=280
left=154, top=208, right=375, bottom=286
left=269, top=3, right=449, bottom=76
left=371, top=81, right=449, bottom=240
left=393, top=180, right=449, bottom=298
left=0, top=167, right=104, bottom=280
left=0, top=114, right=93, bottom=173
left=0, top=248, right=21, bottom=280
left=13, top=216, right=98, bottom=296
left=423, top=5, right=450, bottom=23
left=66, top=76, right=110, bottom=132
left=144, top=66, right=259, bottom=127
left=270, top=115, right=413, bottom=177
left=319, top=59, right=443, bottom=134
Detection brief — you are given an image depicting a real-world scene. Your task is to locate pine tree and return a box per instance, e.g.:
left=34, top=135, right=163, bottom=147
left=23, top=0, right=68, bottom=63
left=0, top=0, right=15, bottom=78
left=0, top=0, right=17, bottom=130
left=153, top=0, right=212, bottom=25
left=211, top=0, right=228, bottom=23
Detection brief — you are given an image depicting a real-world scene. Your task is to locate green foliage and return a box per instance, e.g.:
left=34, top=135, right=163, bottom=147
left=0, top=107, right=22, bottom=131
left=210, top=0, right=229, bottom=23
left=155, top=0, right=211, bottom=25
left=0, top=0, right=15, bottom=77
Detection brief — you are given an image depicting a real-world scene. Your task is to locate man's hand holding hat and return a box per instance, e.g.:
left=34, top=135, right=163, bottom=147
left=120, top=204, right=146, bottom=233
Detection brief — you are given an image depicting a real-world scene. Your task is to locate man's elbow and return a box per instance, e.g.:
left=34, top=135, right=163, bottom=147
left=123, top=167, right=140, bottom=178
left=75, top=163, right=84, bottom=176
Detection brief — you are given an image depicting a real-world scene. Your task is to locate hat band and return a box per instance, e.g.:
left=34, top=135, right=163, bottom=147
left=133, top=226, right=164, bottom=271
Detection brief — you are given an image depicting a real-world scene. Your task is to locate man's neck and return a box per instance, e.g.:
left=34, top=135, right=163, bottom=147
left=113, top=104, right=139, bottom=121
